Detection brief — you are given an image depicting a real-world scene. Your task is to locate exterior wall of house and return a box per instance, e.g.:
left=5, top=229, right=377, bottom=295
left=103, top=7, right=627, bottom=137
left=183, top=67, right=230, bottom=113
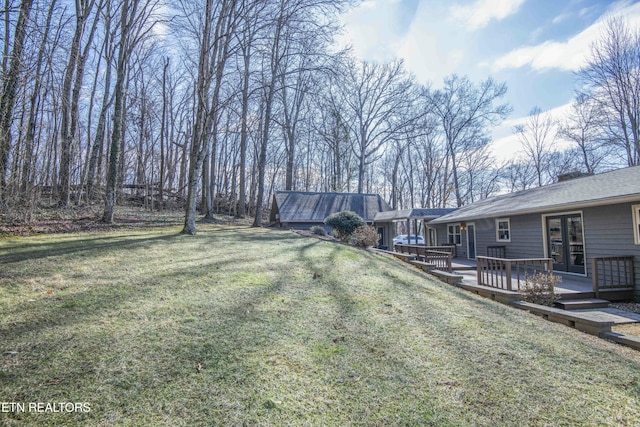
left=433, top=222, right=470, bottom=258
left=582, top=203, right=640, bottom=300
left=434, top=202, right=640, bottom=301
left=460, top=214, right=545, bottom=260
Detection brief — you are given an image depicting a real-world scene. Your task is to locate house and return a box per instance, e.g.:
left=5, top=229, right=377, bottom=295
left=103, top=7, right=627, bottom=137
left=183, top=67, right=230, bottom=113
left=428, top=166, right=640, bottom=300
left=374, top=208, right=457, bottom=250
left=270, top=191, right=392, bottom=231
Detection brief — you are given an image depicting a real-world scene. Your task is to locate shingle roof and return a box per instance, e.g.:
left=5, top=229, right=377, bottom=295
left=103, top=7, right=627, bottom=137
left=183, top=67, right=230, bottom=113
left=374, top=208, right=457, bottom=222
left=271, top=191, right=392, bottom=223
left=430, top=165, right=640, bottom=223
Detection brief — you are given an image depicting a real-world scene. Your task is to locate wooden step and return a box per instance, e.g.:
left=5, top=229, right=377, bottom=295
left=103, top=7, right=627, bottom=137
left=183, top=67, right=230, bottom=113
left=555, top=299, right=609, bottom=311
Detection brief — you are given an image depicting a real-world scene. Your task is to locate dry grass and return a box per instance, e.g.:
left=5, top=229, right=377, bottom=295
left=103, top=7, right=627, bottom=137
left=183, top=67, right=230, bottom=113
left=614, top=323, right=640, bottom=336
left=1, top=225, right=640, bottom=426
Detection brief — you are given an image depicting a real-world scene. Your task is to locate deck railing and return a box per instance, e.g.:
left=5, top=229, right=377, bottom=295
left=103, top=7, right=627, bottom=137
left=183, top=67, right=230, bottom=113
left=424, top=250, right=453, bottom=272
left=394, top=244, right=453, bottom=272
left=592, top=256, right=635, bottom=298
left=394, top=244, right=455, bottom=256
left=486, top=245, right=506, bottom=258
left=476, top=256, right=553, bottom=291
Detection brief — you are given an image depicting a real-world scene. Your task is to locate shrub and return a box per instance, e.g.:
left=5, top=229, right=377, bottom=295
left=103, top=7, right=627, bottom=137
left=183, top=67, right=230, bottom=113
left=352, top=225, right=379, bottom=248
left=324, top=211, right=366, bottom=242
left=520, top=272, right=561, bottom=306
left=310, top=225, right=327, bottom=236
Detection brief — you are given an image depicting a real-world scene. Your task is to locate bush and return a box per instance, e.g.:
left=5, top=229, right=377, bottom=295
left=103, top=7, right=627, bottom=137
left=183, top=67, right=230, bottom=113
left=310, top=225, right=327, bottom=236
left=520, top=272, right=561, bottom=306
left=324, top=211, right=366, bottom=242
left=352, top=225, right=379, bottom=248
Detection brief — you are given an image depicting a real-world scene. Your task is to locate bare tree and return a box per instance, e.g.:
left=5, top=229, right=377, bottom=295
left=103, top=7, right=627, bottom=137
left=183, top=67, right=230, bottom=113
left=514, top=106, right=557, bottom=187
left=59, top=0, right=101, bottom=207
left=0, top=0, right=34, bottom=207
left=557, top=94, right=612, bottom=174
left=426, top=74, right=511, bottom=207
left=578, top=17, right=640, bottom=166
left=338, top=59, right=419, bottom=194
left=501, top=160, right=537, bottom=192
left=313, top=78, right=354, bottom=192
left=181, top=0, right=239, bottom=234
left=21, top=0, right=59, bottom=199
left=251, top=0, right=349, bottom=226
left=86, top=0, right=117, bottom=201
left=103, top=0, right=162, bottom=223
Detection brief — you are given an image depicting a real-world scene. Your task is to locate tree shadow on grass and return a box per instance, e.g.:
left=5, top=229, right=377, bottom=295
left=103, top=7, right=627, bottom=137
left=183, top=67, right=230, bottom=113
left=1, top=229, right=486, bottom=425
left=0, top=232, right=184, bottom=265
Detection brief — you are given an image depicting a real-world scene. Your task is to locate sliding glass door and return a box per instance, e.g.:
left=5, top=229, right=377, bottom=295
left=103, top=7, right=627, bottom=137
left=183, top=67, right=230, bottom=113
left=546, top=214, right=585, bottom=274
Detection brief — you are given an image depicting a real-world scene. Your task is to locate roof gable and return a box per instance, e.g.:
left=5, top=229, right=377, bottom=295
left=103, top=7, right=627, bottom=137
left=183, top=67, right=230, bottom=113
left=272, top=191, right=392, bottom=223
left=431, top=166, right=640, bottom=223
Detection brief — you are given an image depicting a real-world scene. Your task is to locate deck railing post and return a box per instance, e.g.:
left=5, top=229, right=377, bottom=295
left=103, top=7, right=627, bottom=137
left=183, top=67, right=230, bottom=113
left=505, top=260, right=512, bottom=291
left=593, top=257, right=600, bottom=298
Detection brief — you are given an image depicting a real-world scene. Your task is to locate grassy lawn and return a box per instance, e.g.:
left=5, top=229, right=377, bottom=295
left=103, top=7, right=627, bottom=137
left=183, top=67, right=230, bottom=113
left=1, top=224, right=640, bottom=426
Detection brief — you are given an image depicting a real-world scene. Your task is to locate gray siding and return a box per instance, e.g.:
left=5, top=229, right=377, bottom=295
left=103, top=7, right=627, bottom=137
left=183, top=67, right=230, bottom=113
left=583, top=203, right=640, bottom=300
left=434, top=223, right=467, bottom=258
left=503, top=214, right=546, bottom=259
left=438, top=215, right=546, bottom=260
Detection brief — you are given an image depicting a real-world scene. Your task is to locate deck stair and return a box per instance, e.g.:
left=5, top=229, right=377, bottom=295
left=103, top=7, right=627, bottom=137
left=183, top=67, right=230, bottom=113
left=555, top=298, right=610, bottom=311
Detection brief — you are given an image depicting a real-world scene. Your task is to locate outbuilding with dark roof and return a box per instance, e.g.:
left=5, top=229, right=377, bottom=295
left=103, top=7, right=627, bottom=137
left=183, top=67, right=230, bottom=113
left=270, top=191, right=392, bottom=231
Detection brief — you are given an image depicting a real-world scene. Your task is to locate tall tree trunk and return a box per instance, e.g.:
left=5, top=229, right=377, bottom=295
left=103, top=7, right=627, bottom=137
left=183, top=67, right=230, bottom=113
left=86, top=0, right=114, bottom=200
left=183, top=0, right=237, bottom=233
left=253, top=4, right=286, bottom=227
left=0, top=0, right=34, bottom=207
left=158, top=57, right=169, bottom=209
left=60, top=0, right=96, bottom=207
left=252, top=84, right=275, bottom=227
left=237, top=44, right=251, bottom=218
left=21, top=0, right=57, bottom=198
left=182, top=0, right=215, bottom=235
left=103, top=0, right=131, bottom=223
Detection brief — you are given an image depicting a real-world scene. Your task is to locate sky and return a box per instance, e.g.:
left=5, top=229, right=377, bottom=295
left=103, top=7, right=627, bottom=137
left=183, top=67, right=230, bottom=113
left=339, top=0, right=640, bottom=161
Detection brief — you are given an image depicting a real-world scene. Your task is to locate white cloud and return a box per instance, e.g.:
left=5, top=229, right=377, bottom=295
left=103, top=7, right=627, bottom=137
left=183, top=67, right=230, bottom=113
left=449, top=0, right=527, bottom=31
left=337, top=0, right=416, bottom=63
left=552, top=14, right=567, bottom=25
left=396, top=28, right=466, bottom=84
left=492, top=1, right=640, bottom=72
left=393, top=2, right=471, bottom=85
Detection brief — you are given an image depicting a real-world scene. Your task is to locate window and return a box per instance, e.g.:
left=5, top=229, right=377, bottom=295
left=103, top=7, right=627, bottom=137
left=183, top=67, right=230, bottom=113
left=633, top=205, right=640, bottom=245
left=448, top=224, right=461, bottom=246
left=496, top=218, right=511, bottom=242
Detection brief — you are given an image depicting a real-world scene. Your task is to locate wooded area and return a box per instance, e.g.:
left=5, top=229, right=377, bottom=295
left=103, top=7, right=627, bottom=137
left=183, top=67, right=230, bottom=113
left=0, top=1, right=639, bottom=233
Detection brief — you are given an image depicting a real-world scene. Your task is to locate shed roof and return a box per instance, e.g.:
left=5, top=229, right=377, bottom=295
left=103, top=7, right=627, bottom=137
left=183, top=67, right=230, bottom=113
left=271, top=191, right=392, bottom=223
left=374, top=208, right=457, bottom=222
left=431, top=165, right=640, bottom=223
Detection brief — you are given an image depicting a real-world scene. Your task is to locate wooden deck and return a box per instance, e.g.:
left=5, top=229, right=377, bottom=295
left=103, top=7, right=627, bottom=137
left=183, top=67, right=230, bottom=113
left=451, top=258, right=599, bottom=298
left=452, top=258, right=629, bottom=301
left=381, top=248, right=633, bottom=300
